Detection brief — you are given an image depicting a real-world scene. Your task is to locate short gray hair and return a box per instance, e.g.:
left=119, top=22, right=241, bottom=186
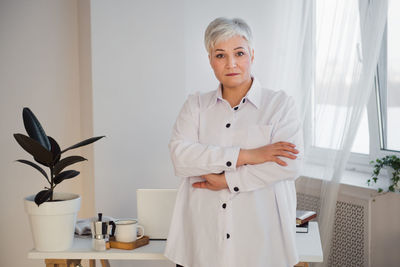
left=204, top=17, right=253, bottom=54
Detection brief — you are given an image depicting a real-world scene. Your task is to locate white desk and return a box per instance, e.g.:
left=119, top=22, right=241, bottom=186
left=29, top=222, right=323, bottom=265
left=295, top=222, right=323, bottom=262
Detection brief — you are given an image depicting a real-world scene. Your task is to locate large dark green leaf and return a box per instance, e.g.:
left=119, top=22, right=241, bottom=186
left=53, top=170, right=80, bottom=184
left=53, top=156, right=87, bottom=176
left=16, top=159, right=49, bottom=181
left=22, top=108, right=51, bottom=151
left=48, top=136, right=61, bottom=163
left=34, top=189, right=53, bottom=206
left=14, top=134, right=53, bottom=165
left=60, top=136, right=105, bottom=154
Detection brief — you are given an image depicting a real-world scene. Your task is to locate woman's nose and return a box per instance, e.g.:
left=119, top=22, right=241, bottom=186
left=226, top=56, right=237, bottom=68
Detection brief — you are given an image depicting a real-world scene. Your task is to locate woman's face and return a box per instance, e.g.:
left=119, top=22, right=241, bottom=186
left=209, top=35, right=254, bottom=90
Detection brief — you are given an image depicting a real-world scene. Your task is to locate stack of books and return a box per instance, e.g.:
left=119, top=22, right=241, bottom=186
left=296, top=210, right=317, bottom=233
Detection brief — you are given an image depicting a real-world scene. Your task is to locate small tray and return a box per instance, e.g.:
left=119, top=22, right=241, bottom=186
left=109, top=236, right=149, bottom=250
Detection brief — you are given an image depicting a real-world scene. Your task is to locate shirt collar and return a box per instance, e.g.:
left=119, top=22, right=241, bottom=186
left=209, top=76, right=262, bottom=109
left=245, top=77, right=262, bottom=109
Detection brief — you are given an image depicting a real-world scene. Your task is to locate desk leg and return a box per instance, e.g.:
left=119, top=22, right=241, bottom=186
left=89, top=259, right=110, bottom=267
left=100, top=259, right=110, bottom=267
left=294, top=262, right=309, bottom=267
left=45, top=259, right=81, bottom=267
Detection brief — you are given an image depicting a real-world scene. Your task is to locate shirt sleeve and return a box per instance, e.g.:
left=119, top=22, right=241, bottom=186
left=225, top=96, right=304, bottom=193
left=169, top=94, right=241, bottom=178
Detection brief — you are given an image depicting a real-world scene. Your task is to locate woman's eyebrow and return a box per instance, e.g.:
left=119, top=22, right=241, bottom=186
left=215, top=47, right=245, bottom=52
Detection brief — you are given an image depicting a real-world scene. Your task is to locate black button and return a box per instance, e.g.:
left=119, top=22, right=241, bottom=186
left=242, top=99, right=246, bottom=103
left=222, top=203, right=227, bottom=209
left=234, top=106, right=239, bottom=110
left=225, top=123, right=231, bottom=128
left=226, top=161, right=232, bottom=167
left=234, top=187, right=239, bottom=192
left=226, top=233, right=230, bottom=239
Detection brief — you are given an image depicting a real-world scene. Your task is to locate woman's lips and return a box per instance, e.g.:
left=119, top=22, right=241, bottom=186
left=226, top=73, right=240, bottom=76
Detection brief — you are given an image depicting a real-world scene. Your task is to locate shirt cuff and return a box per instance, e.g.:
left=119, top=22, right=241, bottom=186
left=223, top=146, right=240, bottom=172
left=225, top=169, right=242, bottom=194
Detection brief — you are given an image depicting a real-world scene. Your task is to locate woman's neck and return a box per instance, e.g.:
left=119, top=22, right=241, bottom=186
left=222, top=78, right=253, bottom=108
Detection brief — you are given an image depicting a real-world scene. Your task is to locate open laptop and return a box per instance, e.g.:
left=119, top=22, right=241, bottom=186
left=137, top=189, right=177, bottom=240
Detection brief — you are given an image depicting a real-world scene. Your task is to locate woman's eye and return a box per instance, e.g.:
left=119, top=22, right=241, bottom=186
left=216, top=54, right=224, bottom=58
left=236, top=51, right=245, bottom=56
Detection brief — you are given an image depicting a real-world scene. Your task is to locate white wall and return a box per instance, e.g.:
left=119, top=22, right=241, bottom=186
left=0, top=0, right=86, bottom=266
left=78, top=0, right=96, bottom=219
left=91, top=0, right=186, bottom=218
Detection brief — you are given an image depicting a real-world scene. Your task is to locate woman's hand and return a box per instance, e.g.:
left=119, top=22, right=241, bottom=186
left=192, top=173, right=228, bottom=191
left=237, top=142, right=299, bottom=167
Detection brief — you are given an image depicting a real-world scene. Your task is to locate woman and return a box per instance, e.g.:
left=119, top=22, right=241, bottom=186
left=165, top=17, right=303, bottom=267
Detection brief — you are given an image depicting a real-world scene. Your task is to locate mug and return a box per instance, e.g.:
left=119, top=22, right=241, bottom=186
left=114, top=219, right=144, bottom=243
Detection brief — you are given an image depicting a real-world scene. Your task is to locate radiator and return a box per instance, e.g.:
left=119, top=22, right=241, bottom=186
left=296, top=177, right=371, bottom=267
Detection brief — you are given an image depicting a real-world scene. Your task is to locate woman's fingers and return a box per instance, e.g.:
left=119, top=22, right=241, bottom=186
left=272, top=156, right=288, bottom=166
left=277, top=141, right=296, bottom=147
left=193, top=173, right=227, bottom=191
left=192, top=181, right=208, bottom=188
left=248, top=142, right=299, bottom=165
left=192, top=181, right=219, bottom=190
left=276, top=151, right=297, bottom=159
left=276, top=143, right=299, bottom=154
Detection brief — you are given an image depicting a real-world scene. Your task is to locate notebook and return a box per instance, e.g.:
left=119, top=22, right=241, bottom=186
left=136, top=189, right=177, bottom=240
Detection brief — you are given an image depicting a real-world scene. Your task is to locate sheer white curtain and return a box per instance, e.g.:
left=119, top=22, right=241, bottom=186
left=266, top=0, right=388, bottom=265
left=259, top=0, right=313, bottom=120
left=303, top=0, right=388, bottom=266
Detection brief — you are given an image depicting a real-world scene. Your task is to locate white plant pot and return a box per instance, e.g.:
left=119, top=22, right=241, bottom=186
left=24, top=192, right=81, bottom=251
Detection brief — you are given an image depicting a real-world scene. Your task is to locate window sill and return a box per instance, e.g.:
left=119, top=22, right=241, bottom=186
left=300, top=162, right=391, bottom=192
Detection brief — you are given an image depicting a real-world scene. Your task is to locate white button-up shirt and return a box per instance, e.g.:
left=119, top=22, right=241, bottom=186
left=165, top=78, right=303, bottom=267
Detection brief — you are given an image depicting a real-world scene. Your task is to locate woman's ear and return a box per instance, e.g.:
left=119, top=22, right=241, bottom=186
left=251, top=49, right=255, bottom=63
left=208, top=53, right=214, bottom=67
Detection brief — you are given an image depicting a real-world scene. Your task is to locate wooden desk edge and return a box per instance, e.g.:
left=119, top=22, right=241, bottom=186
left=28, top=251, right=168, bottom=260
left=29, top=222, right=323, bottom=262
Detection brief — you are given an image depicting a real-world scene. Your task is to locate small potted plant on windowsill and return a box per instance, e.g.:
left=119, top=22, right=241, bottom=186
left=14, top=107, right=105, bottom=251
left=368, top=155, right=400, bottom=193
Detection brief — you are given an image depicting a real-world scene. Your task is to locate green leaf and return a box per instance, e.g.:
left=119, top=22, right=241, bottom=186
left=53, top=170, right=80, bottom=184
left=15, top=159, right=49, bottom=181
left=53, top=156, right=87, bottom=176
left=389, top=185, right=395, bottom=192
left=13, top=134, right=53, bottom=165
left=22, top=108, right=51, bottom=151
left=34, top=189, right=53, bottom=206
left=378, top=188, right=383, bottom=193
left=60, top=136, right=105, bottom=155
left=373, top=177, right=377, bottom=183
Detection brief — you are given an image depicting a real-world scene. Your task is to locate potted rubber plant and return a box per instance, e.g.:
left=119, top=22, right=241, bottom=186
left=14, top=107, right=104, bottom=251
left=368, top=155, right=400, bottom=193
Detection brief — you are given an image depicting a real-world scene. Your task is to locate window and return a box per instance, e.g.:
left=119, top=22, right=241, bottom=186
left=313, top=0, right=370, bottom=155
left=311, top=0, right=400, bottom=174
left=377, top=0, right=400, bottom=152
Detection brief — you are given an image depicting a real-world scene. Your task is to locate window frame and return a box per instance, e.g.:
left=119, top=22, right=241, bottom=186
left=305, top=18, right=400, bottom=180
left=342, top=23, right=400, bottom=174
